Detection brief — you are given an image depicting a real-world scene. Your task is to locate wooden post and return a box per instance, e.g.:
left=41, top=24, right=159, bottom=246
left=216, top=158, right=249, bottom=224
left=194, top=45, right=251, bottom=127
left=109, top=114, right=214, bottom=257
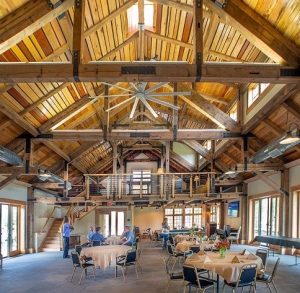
left=63, top=161, right=68, bottom=198
left=103, top=85, right=109, bottom=140
left=173, top=83, right=178, bottom=140
left=280, top=169, right=289, bottom=237
left=138, top=0, right=145, bottom=61
left=24, top=137, right=32, bottom=174
left=240, top=183, right=248, bottom=244
left=26, top=187, right=34, bottom=253
left=72, top=0, right=85, bottom=81
left=189, top=175, right=193, bottom=198
left=165, top=141, right=170, bottom=173
left=172, top=175, right=175, bottom=198
left=86, top=176, right=90, bottom=200
left=194, top=0, right=203, bottom=80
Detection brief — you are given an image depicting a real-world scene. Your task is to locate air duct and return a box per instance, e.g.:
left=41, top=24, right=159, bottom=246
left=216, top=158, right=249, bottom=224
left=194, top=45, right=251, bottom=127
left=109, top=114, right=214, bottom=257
left=251, top=131, right=300, bottom=164
left=0, top=146, right=23, bottom=166
left=38, top=169, right=72, bottom=190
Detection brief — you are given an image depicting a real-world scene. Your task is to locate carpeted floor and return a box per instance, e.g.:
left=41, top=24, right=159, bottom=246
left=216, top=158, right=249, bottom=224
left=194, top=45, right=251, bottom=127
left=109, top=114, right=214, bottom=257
left=0, top=243, right=299, bottom=293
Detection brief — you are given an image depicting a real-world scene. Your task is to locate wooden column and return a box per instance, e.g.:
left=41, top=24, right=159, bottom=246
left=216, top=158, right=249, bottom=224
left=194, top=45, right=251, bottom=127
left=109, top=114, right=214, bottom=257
left=138, top=0, right=145, bottom=61
left=63, top=161, right=68, bottom=198
left=210, top=140, right=215, bottom=195
left=240, top=183, right=248, bottom=244
left=241, top=136, right=249, bottom=169
left=112, top=142, right=118, bottom=174
left=165, top=141, right=170, bottom=173
left=26, top=187, right=34, bottom=253
left=103, top=85, right=109, bottom=140
left=24, top=137, right=32, bottom=174
left=194, top=0, right=203, bottom=80
left=220, top=202, right=225, bottom=228
left=280, top=169, right=289, bottom=236
left=72, top=0, right=85, bottom=81
left=173, top=83, right=178, bottom=140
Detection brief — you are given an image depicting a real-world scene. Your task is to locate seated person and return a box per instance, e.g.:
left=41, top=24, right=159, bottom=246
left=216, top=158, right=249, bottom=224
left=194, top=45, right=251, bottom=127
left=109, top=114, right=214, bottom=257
left=91, top=227, right=106, bottom=243
left=121, top=226, right=135, bottom=246
left=87, top=226, right=94, bottom=243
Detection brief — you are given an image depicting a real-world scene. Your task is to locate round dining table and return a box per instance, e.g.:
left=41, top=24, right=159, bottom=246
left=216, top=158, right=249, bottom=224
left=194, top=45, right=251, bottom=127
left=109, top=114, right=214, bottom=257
left=176, top=240, right=215, bottom=252
left=106, top=236, right=122, bottom=245
left=81, top=245, right=131, bottom=269
left=174, top=234, right=191, bottom=243
left=185, top=251, right=263, bottom=292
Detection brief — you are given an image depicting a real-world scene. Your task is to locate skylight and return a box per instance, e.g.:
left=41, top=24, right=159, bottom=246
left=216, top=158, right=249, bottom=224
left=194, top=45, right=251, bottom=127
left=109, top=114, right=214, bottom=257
left=127, top=1, right=154, bottom=32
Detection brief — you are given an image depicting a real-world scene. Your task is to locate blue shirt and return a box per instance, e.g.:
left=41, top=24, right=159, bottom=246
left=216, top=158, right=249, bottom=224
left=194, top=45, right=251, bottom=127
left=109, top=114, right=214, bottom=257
left=91, top=232, right=105, bottom=242
left=87, top=231, right=94, bottom=241
left=63, top=223, right=72, bottom=238
left=125, top=231, right=135, bottom=243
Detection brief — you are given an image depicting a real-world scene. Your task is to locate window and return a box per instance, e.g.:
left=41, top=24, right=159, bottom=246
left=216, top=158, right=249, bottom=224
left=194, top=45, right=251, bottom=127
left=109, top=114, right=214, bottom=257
left=229, top=103, right=237, bottom=121
left=131, top=170, right=151, bottom=195
left=292, top=192, right=300, bottom=238
left=164, top=206, right=203, bottom=230
left=210, top=205, right=220, bottom=227
left=248, top=83, right=270, bottom=107
left=105, top=211, right=125, bottom=236
left=127, top=1, right=154, bottom=33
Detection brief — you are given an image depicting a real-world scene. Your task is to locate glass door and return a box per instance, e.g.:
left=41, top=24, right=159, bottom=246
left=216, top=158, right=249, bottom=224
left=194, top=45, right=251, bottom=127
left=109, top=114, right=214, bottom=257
left=253, top=196, right=279, bottom=238
left=0, top=204, right=19, bottom=257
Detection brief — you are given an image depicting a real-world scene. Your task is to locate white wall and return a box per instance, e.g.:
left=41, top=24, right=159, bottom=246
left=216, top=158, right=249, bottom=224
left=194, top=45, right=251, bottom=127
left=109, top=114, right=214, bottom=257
left=0, top=178, right=28, bottom=202
left=133, top=207, right=163, bottom=232
left=73, top=211, right=96, bottom=244
left=173, top=142, right=196, bottom=166
left=248, top=173, right=281, bottom=196
left=289, top=164, right=300, bottom=187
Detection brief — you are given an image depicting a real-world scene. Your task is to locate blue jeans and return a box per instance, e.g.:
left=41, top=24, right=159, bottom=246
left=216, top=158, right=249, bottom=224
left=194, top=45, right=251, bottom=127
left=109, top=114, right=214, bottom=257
left=161, top=234, right=169, bottom=249
left=63, top=236, right=69, bottom=258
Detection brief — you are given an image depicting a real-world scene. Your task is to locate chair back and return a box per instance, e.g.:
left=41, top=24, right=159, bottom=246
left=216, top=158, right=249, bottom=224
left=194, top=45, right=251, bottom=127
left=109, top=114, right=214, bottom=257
left=237, top=264, right=257, bottom=287
left=126, top=250, right=137, bottom=264
left=92, top=240, right=101, bottom=246
left=169, top=236, right=175, bottom=245
left=190, top=246, right=200, bottom=253
left=71, top=251, right=81, bottom=267
left=183, top=265, right=199, bottom=287
left=270, top=258, right=280, bottom=280
left=237, top=226, right=241, bottom=237
left=167, top=242, right=174, bottom=256
left=75, top=245, right=82, bottom=255
left=256, top=249, right=268, bottom=267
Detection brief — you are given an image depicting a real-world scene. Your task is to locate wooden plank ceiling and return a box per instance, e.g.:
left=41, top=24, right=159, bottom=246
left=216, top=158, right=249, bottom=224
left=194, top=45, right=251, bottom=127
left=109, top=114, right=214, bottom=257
left=0, top=0, right=299, bottom=190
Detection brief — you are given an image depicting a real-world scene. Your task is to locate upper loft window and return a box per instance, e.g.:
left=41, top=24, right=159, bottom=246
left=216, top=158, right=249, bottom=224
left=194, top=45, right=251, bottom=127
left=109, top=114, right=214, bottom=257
left=229, top=103, right=237, bottom=121
left=127, top=1, right=154, bottom=33
left=247, top=83, right=270, bottom=108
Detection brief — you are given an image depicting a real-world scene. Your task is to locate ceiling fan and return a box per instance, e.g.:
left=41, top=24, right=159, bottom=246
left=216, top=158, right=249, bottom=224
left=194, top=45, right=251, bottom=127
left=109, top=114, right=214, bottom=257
left=94, top=82, right=191, bottom=119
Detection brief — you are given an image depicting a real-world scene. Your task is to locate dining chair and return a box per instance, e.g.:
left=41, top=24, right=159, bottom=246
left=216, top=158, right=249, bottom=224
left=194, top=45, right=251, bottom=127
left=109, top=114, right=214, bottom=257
left=190, top=246, right=200, bottom=253
left=256, top=248, right=268, bottom=269
left=92, top=240, right=101, bottom=246
left=222, top=264, right=257, bottom=293
left=70, top=251, right=96, bottom=285
left=166, top=241, right=184, bottom=270
left=75, top=245, right=93, bottom=264
left=163, top=257, right=183, bottom=293
left=256, top=257, right=280, bottom=293
left=227, top=226, right=241, bottom=245
left=115, top=250, right=139, bottom=280
left=182, top=265, right=215, bottom=293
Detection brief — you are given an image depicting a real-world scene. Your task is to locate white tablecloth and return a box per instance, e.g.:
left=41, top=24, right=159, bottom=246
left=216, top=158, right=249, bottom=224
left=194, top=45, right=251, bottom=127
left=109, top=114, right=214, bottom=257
left=81, top=245, right=131, bottom=269
left=176, top=241, right=215, bottom=252
left=174, top=234, right=191, bottom=243
left=185, top=251, right=263, bottom=283
left=106, top=236, right=122, bottom=245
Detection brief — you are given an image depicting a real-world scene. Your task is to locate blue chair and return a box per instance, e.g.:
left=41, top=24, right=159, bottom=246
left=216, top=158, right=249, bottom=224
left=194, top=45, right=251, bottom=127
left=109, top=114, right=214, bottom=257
left=256, top=257, right=280, bottom=293
left=115, top=250, right=138, bottom=280
left=222, top=264, right=257, bottom=292
left=190, top=246, right=200, bottom=253
left=256, top=248, right=268, bottom=269
left=167, top=241, right=184, bottom=270
left=163, top=257, right=183, bottom=293
left=92, top=240, right=101, bottom=246
left=75, top=245, right=93, bottom=264
left=183, top=265, right=215, bottom=293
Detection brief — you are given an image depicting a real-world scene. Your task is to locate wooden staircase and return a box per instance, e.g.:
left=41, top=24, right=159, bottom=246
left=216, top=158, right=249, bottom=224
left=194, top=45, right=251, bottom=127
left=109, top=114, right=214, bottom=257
left=40, top=218, right=63, bottom=252
left=40, top=202, right=99, bottom=252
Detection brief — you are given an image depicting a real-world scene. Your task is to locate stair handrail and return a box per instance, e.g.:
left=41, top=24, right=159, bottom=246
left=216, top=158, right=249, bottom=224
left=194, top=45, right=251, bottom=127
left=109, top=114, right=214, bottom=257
left=39, top=206, right=58, bottom=233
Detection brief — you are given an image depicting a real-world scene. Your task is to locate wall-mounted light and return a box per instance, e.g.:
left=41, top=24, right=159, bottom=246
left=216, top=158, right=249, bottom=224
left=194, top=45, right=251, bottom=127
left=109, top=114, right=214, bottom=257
left=157, top=167, right=164, bottom=174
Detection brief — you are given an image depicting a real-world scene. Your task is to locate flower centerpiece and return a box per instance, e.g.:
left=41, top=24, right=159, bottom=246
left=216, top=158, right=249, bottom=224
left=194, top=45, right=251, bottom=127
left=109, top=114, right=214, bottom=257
left=215, top=239, right=230, bottom=258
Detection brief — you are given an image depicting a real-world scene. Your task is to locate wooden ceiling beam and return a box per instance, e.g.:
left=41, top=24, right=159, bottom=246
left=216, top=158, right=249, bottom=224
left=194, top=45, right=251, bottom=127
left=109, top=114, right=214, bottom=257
left=178, top=83, right=240, bottom=131
left=35, top=128, right=241, bottom=141
left=138, top=0, right=145, bottom=61
left=0, top=63, right=299, bottom=83
left=0, top=0, right=73, bottom=55
left=183, top=140, right=212, bottom=160
left=281, top=101, right=300, bottom=122
left=242, top=85, right=300, bottom=134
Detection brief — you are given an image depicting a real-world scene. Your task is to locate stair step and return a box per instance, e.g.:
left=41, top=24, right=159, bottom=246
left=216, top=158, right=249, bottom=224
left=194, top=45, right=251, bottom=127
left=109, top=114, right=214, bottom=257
left=41, top=248, right=61, bottom=252
left=43, top=243, right=61, bottom=248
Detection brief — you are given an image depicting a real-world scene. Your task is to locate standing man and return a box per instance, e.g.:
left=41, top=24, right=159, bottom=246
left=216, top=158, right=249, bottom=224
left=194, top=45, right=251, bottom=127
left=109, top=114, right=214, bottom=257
left=87, top=226, right=94, bottom=243
left=62, top=216, right=73, bottom=259
left=161, top=218, right=170, bottom=249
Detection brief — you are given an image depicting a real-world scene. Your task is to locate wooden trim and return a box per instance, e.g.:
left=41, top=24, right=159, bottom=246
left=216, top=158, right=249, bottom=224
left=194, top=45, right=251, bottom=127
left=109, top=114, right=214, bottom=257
left=0, top=198, right=26, bottom=206
left=248, top=191, right=280, bottom=199
left=246, top=84, right=275, bottom=114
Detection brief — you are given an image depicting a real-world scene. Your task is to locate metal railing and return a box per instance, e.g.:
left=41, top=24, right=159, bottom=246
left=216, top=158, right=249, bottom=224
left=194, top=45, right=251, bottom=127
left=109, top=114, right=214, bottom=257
left=83, top=172, right=217, bottom=199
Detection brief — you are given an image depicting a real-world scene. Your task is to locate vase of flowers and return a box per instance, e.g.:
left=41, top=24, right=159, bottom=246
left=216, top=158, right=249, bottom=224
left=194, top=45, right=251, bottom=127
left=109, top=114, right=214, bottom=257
left=215, top=239, right=230, bottom=258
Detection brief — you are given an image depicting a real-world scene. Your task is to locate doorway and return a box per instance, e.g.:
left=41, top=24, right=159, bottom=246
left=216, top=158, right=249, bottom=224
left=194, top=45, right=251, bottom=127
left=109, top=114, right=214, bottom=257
left=1, top=204, right=20, bottom=257
left=99, top=210, right=125, bottom=237
left=253, top=196, right=279, bottom=238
